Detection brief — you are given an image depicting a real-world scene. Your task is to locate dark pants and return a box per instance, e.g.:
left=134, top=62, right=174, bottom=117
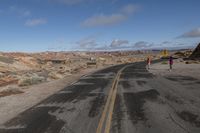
left=170, top=64, right=172, bottom=69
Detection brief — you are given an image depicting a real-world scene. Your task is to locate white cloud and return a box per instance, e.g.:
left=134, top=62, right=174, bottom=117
left=162, top=41, right=171, bottom=44
left=95, top=45, right=110, bottom=50
left=82, top=14, right=126, bottom=27
left=179, top=27, right=200, bottom=38
left=9, top=6, right=31, bottom=17
left=78, top=39, right=97, bottom=48
left=121, top=4, right=140, bottom=15
left=25, top=18, right=47, bottom=27
left=81, top=4, right=140, bottom=27
left=110, top=39, right=129, bottom=47
left=133, top=41, right=153, bottom=48
left=76, top=35, right=99, bottom=49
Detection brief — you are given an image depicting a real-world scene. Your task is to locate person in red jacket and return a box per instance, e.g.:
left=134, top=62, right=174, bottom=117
left=169, top=56, right=173, bottom=71
left=146, top=56, right=151, bottom=70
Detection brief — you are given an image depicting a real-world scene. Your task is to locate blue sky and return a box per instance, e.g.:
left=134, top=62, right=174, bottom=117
left=0, top=0, right=200, bottom=52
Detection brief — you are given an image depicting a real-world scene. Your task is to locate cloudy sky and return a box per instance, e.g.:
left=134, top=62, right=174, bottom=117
left=0, top=0, right=200, bottom=52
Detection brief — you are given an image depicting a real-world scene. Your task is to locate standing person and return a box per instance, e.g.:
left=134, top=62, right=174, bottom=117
left=146, top=56, right=151, bottom=70
left=169, top=56, right=173, bottom=71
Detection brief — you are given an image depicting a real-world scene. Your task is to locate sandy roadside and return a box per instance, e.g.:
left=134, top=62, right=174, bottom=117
left=146, top=60, right=200, bottom=133
left=149, top=60, right=200, bottom=79
left=0, top=65, right=107, bottom=125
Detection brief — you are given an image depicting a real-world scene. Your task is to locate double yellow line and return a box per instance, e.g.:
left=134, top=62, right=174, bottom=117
left=96, top=65, right=128, bottom=133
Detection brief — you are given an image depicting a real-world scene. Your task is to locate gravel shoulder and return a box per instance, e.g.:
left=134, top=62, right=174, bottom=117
left=0, top=66, right=105, bottom=125
left=149, top=60, right=200, bottom=79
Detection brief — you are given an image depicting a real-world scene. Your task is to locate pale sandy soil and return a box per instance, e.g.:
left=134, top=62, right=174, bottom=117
left=0, top=66, right=106, bottom=125
left=149, top=60, right=200, bottom=79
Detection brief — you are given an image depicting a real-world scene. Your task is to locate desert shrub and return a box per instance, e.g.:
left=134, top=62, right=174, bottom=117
left=18, top=74, right=45, bottom=86
left=161, top=61, right=168, bottom=64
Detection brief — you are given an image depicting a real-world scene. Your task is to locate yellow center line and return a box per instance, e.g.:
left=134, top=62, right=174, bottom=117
left=96, top=65, right=129, bottom=133
left=96, top=71, right=118, bottom=133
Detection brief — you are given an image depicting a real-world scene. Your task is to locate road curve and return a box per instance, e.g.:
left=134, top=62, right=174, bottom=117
left=0, top=61, right=200, bottom=133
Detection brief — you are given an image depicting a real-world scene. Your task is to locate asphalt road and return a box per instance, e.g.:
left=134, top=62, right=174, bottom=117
left=0, top=61, right=200, bottom=133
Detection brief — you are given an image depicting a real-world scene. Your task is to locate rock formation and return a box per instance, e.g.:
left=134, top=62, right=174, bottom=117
left=190, top=43, right=200, bottom=59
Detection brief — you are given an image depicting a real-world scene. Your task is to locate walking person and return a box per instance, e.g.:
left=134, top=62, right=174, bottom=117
left=146, top=56, right=151, bottom=70
left=169, top=56, right=173, bottom=71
